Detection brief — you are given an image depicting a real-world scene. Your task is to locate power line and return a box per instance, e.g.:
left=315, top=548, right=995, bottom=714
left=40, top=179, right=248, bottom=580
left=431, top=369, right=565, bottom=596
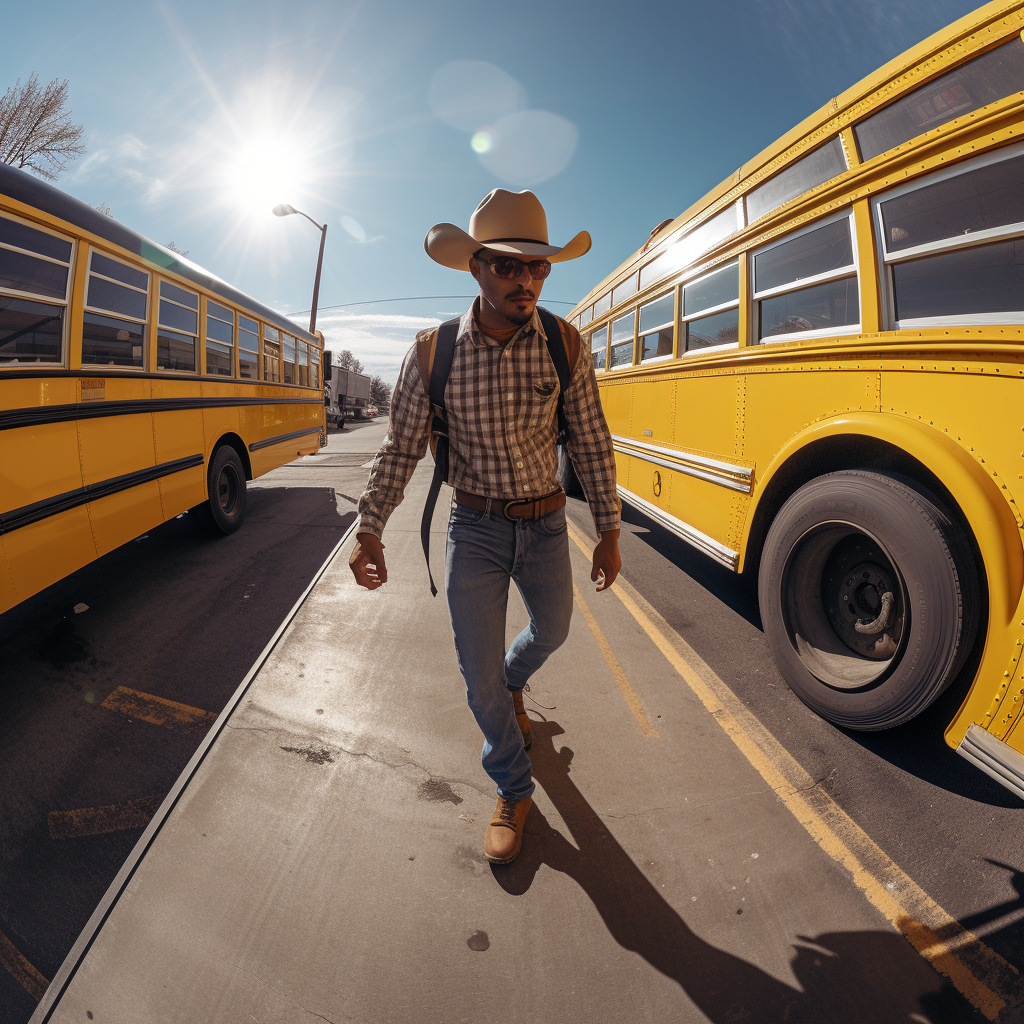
left=285, top=294, right=577, bottom=317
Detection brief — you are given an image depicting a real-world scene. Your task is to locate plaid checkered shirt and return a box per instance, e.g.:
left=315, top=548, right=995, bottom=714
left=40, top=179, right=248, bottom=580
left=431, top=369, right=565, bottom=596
left=357, top=302, right=620, bottom=538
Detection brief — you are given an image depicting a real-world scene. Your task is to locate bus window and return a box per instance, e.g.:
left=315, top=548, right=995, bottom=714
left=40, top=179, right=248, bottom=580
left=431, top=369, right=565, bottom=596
left=593, top=292, right=611, bottom=319
left=282, top=334, right=296, bottom=384
left=682, top=262, right=739, bottom=352
left=263, top=325, right=281, bottom=382
left=746, top=138, right=847, bottom=224
left=0, top=214, right=72, bottom=364
left=878, top=147, right=1024, bottom=327
left=158, top=280, right=198, bottom=372
left=855, top=38, right=1024, bottom=163
left=590, top=324, right=608, bottom=371
left=612, top=272, right=638, bottom=308
left=639, top=206, right=738, bottom=291
left=83, top=251, right=148, bottom=367
left=238, top=315, right=259, bottom=379
left=297, top=340, right=308, bottom=386
left=753, top=215, right=859, bottom=342
left=609, top=311, right=634, bottom=368
left=580, top=304, right=593, bottom=326
left=206, top=299, right=234, bottom=377
left=309, top=344, right=319, bottom=388
left=638, top=292, right=674, bottom=361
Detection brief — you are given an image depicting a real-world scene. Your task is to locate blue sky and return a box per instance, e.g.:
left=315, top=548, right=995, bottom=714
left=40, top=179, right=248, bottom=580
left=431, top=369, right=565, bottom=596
left=3, top=0, right=980, bottom=382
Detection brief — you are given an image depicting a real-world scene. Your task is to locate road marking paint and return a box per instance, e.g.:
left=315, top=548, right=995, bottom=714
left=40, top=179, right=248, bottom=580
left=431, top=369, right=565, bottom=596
left=100, top=686, right=217, bottom=730
left=566, top=517, right=1021, bottom=1021
left=48, top=795, right=163, bottom=841
left=572, top=582, right=658, bottom=738
left=0, top=927, right=50, bottom=1003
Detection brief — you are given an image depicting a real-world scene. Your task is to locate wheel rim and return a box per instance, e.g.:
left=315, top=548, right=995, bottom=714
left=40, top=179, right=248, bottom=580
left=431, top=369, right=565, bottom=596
left=216, top=464, right=239, bottom=516
left=779, top=523, right=907, bottom=690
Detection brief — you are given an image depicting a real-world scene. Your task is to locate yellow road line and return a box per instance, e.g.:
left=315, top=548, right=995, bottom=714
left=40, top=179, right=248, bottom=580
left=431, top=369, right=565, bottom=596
left=0, top=927, right=49, bottom=1003
left=566, top=518, right=1021, bottom=1021
left=572, top=582, right=658, bottom=738
left=48, top=794, right=163, bottom=841
left=101, top=686, right=217, bottom=730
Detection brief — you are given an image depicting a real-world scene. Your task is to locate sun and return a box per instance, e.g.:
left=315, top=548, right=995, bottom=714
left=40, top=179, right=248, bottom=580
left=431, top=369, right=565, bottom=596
left=225, top=139, right=309, bottom=217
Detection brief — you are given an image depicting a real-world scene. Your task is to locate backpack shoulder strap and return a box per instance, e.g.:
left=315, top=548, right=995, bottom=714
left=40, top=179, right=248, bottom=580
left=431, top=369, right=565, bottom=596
left=419, top=316, right=460, bottom=598
left=415, top=327, right=439, bottom=405
left=428, top=317, right=460, bottom=416
left=537, top=306, right=578, bottom=447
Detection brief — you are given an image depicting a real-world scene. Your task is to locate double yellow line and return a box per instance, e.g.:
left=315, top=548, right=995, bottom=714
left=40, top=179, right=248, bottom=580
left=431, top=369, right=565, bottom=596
left=566, top=518, right=1021, bottom=1022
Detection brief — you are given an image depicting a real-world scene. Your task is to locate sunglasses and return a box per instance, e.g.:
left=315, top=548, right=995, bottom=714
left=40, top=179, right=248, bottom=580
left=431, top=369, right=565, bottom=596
left=476, top=256, right=552, bottom=280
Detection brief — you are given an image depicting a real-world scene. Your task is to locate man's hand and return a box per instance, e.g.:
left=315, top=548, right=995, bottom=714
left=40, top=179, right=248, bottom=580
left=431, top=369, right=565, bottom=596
left=591, top=529, right=621, bottom=592
left=350, top=533, right=388, bottom=589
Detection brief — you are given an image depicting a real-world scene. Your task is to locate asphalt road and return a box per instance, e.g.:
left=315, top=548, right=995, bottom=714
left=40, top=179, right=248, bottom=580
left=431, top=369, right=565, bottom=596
left=3, top=414, right=1023, bottom=1023
left=0, top=419, right=377, bottom=1024
left=563, top=495, right=1024, bottom=972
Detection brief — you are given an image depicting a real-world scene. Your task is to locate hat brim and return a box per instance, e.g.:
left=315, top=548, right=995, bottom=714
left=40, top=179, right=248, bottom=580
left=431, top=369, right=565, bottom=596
left=425, top=223, right=591, bottom=271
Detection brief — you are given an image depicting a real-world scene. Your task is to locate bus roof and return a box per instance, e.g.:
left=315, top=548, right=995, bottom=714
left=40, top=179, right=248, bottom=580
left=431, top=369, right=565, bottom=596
left=0, top=161, right=319, bottom=345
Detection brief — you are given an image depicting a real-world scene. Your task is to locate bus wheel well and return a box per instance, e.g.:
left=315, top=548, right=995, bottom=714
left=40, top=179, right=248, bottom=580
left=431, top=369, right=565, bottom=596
left=746, top=435, right=984, bottom=588
left=210, top=433, right=253, bottom=482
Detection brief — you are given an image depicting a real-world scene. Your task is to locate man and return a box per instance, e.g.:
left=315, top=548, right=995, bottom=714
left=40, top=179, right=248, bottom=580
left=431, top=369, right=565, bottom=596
left=350, top=188, right=620, bottom=864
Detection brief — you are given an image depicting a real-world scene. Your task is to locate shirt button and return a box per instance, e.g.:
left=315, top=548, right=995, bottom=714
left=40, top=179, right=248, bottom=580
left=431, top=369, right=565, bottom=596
left=516, top=462, right=523, bottom=468
left=507, top=392, right=513, bottom=400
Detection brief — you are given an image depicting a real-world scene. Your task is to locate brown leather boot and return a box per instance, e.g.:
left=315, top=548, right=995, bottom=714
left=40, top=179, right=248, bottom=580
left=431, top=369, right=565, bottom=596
left=511, top=688, right=533, bottom=749
left=484, top=795, right=532, bottom=864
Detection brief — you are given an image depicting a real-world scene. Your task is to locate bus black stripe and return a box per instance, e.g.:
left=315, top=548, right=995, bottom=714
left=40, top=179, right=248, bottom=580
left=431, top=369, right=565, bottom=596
left=0, top=454, right=204, bottom=536
left=248, top=426, right=323, bottom=452
left=0, top=396, right=324, bottom=431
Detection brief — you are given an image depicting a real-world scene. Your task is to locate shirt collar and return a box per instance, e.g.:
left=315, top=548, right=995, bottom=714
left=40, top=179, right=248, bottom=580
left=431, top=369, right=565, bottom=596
left=461, top=297, right=545, bottom=349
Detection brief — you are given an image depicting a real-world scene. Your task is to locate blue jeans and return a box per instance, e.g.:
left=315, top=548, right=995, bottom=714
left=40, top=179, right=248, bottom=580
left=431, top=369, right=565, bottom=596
left=445, top=501, right=573, bottom=801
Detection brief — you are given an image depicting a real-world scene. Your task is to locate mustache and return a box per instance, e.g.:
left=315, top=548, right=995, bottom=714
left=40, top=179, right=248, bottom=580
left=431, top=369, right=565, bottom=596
left=506, top=288, right=535, bottom=301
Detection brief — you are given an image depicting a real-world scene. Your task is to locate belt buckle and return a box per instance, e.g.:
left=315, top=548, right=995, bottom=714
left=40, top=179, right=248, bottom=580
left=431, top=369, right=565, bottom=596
left=503, top=498, right=534, bottom=522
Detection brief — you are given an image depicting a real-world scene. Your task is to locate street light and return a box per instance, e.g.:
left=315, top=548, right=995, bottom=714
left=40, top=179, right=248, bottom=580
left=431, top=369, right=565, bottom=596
left=272, top=203, right=327, bottom=334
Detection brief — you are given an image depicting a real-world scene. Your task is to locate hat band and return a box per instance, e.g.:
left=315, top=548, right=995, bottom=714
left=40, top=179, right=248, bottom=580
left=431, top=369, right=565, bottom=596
left=480, top=237, right=550, bottom=245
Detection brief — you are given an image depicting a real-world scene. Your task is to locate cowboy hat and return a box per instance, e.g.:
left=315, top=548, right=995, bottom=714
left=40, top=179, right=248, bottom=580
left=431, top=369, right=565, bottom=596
left=424, top=188, right=591, bottom=271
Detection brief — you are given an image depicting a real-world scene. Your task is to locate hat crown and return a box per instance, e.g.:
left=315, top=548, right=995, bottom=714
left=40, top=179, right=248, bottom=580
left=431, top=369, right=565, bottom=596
left=469, top=189, right=548, bottom=246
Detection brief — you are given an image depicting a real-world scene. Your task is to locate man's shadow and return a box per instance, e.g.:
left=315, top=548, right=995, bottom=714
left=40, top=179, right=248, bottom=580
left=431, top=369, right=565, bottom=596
left=492, top=721, right=988, bottom=1024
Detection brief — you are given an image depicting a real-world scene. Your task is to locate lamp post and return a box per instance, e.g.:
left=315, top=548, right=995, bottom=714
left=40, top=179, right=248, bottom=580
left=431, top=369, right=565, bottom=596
left=272, top=204, right=327, bottom=334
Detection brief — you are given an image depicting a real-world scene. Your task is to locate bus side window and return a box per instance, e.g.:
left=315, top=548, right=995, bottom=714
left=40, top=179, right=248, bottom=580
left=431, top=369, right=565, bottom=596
left=877, top=148, right=1024, bottom=328
left=206, top=299, right=235, bottom=377
left=83, top=251, right=149, bottom=367
left=0, top=214, right=72, bottom=366
left=238, top=315, right=259, bottom=379
left=590, top=325, right=608, bottom=371
left=752, top=216, right=859, bottom=343
left=158, top=280, right=199, bottom=372
left=263, top=325, right=281, bottom=382
left=682, top=262, right=739, bottom=352
left=609, top=311, right=634, bottom=367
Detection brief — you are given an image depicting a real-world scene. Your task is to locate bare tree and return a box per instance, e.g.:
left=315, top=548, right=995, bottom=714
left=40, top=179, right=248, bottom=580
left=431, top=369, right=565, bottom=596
left=369, top=375, right=392, bottom=408
left=0, top=74, right=85, bottom=181
left=93, top=203, right=113, bottom=217
left=336, top=349, right=364, bottom=375
left=165, top=241, right=189, bottom=257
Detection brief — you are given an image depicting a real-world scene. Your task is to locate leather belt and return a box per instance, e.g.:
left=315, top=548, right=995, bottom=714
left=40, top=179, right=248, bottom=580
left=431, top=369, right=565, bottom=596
left=454, top=488, right=566, bottom=522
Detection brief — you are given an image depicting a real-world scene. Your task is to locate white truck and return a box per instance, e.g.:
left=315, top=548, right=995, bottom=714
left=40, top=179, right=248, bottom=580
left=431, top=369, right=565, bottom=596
left=324, top=361, right=372, bottom=427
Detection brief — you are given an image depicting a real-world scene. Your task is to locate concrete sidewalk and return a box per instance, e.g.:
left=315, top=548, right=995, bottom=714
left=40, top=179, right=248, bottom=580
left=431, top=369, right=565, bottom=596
left=35, top=459, right=969, bottom=1024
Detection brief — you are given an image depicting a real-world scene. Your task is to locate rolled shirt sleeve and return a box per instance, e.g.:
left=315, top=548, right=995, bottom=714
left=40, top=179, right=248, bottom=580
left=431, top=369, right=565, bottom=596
left=356, top=337, right=432, bottom=538
left=562, top=329, right=621, bottom=535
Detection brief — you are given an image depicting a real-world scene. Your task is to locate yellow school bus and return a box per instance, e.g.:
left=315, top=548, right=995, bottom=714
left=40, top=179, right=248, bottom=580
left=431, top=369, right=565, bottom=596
left=0, top=162, right=326, bottom=616
left=571, top=1, right=1024, bottom=798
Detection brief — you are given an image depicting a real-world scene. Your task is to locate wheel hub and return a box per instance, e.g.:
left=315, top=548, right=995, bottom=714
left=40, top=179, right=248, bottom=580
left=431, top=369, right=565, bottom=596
left=822, top=543, right=903, bottom=660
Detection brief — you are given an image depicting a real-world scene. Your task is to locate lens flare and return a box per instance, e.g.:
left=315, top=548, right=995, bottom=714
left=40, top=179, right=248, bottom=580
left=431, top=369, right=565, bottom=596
left=471, top=130, right=493, bottom=154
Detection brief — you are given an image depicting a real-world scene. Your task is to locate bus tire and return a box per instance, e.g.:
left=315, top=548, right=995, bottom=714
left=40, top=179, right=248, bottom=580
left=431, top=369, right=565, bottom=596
left=194, top=445, right=247, bottom=536
left=557, top=443, right=584, bottom=499
left=758, top=470, right=979, bottom=731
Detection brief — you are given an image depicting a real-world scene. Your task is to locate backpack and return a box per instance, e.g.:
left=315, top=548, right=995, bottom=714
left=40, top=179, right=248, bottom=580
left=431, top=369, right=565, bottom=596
left=417, top=306, right=581, bottom=595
